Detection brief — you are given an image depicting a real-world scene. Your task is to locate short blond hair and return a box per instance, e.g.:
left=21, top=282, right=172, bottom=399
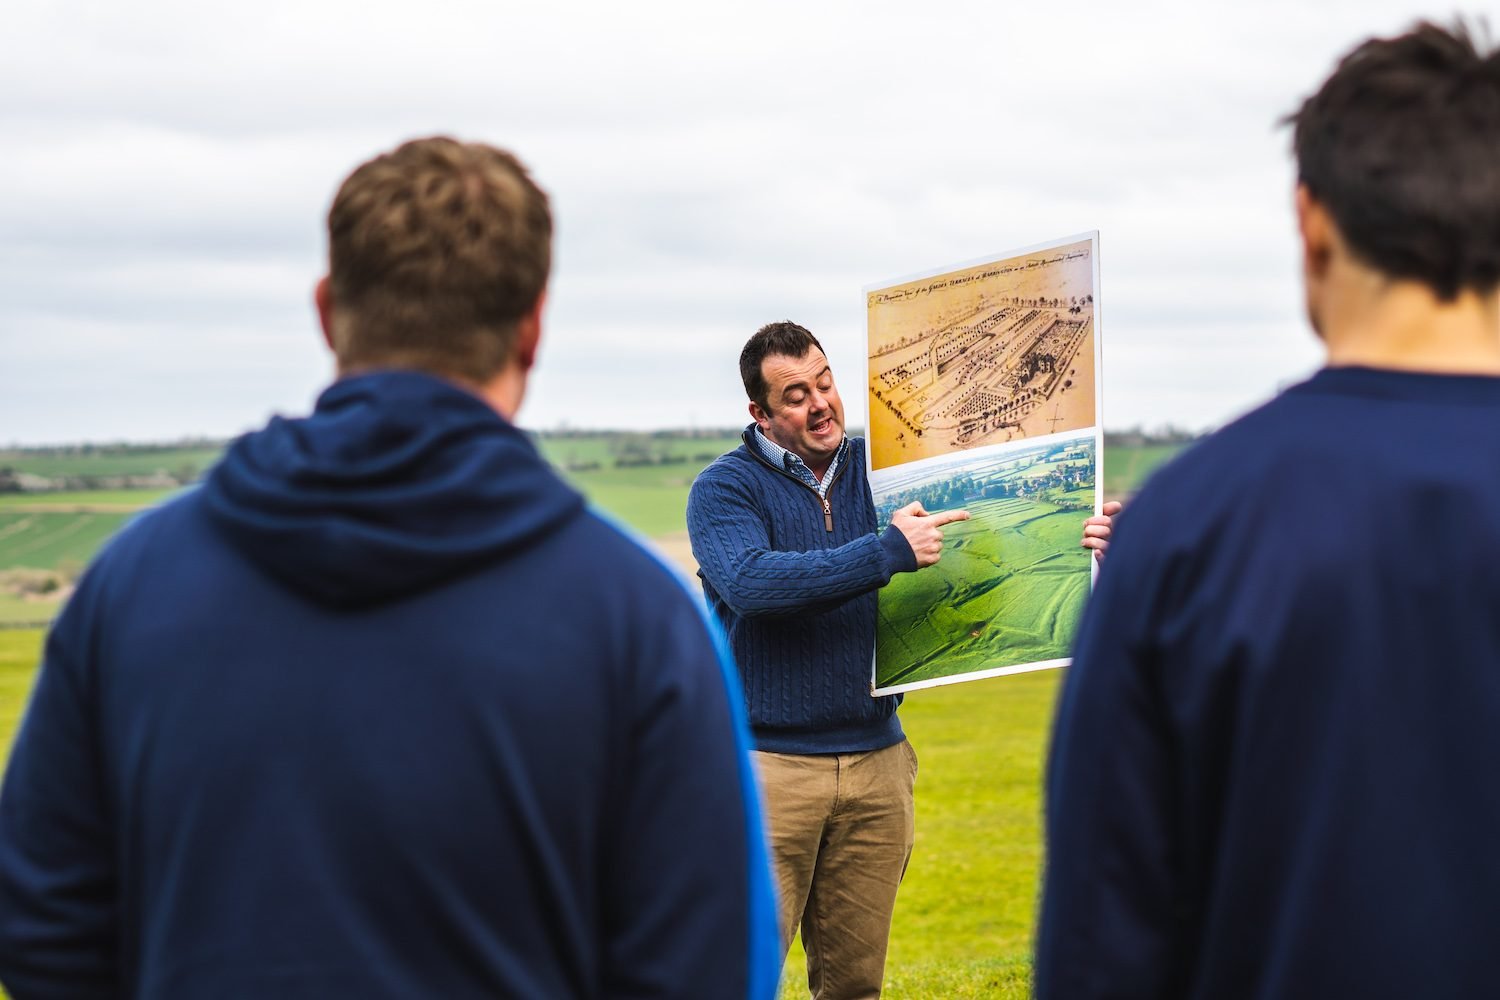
left=326, top=137, right=552, bottom=382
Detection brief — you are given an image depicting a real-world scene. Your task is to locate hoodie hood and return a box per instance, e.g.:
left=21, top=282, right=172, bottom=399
left=204, top=370, right=585, bottom=609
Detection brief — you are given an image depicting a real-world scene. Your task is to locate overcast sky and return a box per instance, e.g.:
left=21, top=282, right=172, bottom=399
left=0, top=0, right=1463, bottom=445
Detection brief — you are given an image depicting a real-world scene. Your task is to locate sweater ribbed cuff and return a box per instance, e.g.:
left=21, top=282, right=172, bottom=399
left=879, top=524, right=918, bottom=577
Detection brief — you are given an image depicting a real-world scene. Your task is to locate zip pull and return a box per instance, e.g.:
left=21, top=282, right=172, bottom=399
left=823, top=496, right=833, bottom=532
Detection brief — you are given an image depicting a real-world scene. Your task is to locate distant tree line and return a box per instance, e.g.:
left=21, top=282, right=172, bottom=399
left=1103, top=426, right=1204, bottom=447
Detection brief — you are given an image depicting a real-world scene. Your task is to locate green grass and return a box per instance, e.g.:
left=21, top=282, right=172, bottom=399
left=0, top=628, right=45, bottom=771
left=1101, top=443, right=1182, bottom=497
left=0, top=511, right=137, bottom=572
left=533, top=432, right=740, bottom=470
left=0, top=594, right=62, bottom=626
left=778, top=669, right=1060, bottom=998
left=0, top=447, right=224, bottom=480
left=560, top=464, right=701, bottom=539
left=0, top=440, right=1177, bottom=578
left=0, top=489, right=173, bottom=509
left=876, top=496, right=1091, bottom=688
left=540, top=433, right=740, bottom=539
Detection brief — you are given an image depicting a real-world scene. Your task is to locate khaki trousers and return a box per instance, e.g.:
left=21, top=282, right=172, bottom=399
left=753, top=740, right=918, bottom=1000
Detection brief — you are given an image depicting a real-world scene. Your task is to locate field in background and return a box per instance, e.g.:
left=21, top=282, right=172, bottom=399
left=0, top=432, right=1180, bottom=591
left=0, top=511, right=137, bottom=573
left=0, top=446, right=222, bottom=481
left=1101, top=442, right=1181, bottom=497
left=0, top=430, right=1183, bottom=996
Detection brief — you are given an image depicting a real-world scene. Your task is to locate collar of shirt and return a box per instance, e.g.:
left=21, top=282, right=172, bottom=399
left=751, top=427, right=848, bottom=498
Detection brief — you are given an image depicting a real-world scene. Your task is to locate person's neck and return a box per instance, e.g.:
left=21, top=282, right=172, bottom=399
left=337, top=363, right=528, bottom=422
left=1320, top=272, right=1500, bottom=374
left=476, top=363, right=527, bottom=422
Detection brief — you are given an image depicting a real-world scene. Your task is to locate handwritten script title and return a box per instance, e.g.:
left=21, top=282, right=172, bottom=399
left=868, top=249, right=1090, bottom=307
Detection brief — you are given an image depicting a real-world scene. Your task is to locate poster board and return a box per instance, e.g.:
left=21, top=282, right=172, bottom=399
left=867, top=233, right=1102, bottom=695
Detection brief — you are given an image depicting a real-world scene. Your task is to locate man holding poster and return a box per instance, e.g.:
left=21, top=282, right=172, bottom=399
left=688, top=321, right=967, bottom=999
left=1038, top=21, right=1500, bottom=999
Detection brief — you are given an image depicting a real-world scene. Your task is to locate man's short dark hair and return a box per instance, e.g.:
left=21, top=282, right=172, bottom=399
left=740, top=321, right=826, bottom=409
left=327, top=137, right=552, bottom=382
left=1286, top=20, right=1500, bottom=300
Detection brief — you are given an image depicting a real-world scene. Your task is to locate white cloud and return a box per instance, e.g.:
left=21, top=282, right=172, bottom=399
left=0, top=0, right=1458, bottom=443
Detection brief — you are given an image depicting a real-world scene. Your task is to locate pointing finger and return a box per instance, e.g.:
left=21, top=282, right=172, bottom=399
left=927, top=509, right=971, bottom=527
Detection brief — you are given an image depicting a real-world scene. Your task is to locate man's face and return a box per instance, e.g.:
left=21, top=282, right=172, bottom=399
left=750, top=347, right=846, bottom=472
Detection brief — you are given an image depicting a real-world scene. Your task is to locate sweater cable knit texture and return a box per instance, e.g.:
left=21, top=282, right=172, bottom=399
left=687, top=430, right=917, bottom=754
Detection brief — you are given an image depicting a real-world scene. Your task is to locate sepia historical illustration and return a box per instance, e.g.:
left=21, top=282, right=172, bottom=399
left=867, top=233, right=1102, bottom=695
left=866, top=236, right=1098, bottom=472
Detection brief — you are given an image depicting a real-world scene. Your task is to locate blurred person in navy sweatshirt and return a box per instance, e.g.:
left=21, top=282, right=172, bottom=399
left=0, top=137, right=779, bottom=1000
left=1038, top=21, right=1500, bottom=1000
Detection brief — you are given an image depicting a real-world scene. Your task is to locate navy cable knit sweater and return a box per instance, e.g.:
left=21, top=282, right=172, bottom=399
left=687, top=430, right=918, bottom=754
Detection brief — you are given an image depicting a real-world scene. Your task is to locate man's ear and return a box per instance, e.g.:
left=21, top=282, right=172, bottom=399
left=749, top=399, right=771, bottom=432
left=314, top=276, right=336, bottom=354
left=513, top=289, right=546, bottom=371
left=1296, top=185, right=1334, bottom=284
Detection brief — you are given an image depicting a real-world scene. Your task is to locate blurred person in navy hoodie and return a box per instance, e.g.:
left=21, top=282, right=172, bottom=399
left=1037, top=21, right=1500, bottom=1000
left=0, top=137, right=779, bottom=1000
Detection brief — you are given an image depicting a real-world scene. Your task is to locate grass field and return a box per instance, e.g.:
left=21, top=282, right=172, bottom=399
left=0, top=629, right=44, bottom=771
left=0, top=511, right=137, bottom=572
left=876, top=496, right=1090, bottom=689
left=0, top=489, right=175, bottom=509
left=0, top=447, right=225, bottom=480
left=533, top=432, right=741, bottom=470
left=1101, top=443, right=1181, bottom=497
left=0, top=438, right=1180, bottom=580
left=0, top=594, right=60, bottom=627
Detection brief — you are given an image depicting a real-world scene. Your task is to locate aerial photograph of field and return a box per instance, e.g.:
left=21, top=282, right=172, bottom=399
left=867, top=235, right=1098, bottom=472
left=871, top=432, right=1096, bottom=693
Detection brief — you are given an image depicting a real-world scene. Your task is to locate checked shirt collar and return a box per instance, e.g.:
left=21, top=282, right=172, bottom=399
left=751, top=427, right=848, bottom=499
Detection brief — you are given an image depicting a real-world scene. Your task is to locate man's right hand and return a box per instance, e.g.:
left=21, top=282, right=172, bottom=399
left=891, top=502, right=971, bottom=568
left=1081, top=500, right=1123, bottom=564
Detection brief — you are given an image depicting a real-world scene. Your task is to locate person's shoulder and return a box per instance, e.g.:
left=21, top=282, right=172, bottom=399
left=560, top=510, right=726, bottom=667
left=566, top=508, right=703, bottom=601
left=1131, top=392, right=1306, bottom=499
left=82, top=487, right=210, bottom=576
left=1110, top=389, right=1331, bottom=563
left=49, top=488, right=213, bottom=637
left=689, top=444, right=759, bottom=496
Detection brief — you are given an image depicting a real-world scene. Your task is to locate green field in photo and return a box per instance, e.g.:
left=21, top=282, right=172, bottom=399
left=876, top=496, right=1090, bottom=689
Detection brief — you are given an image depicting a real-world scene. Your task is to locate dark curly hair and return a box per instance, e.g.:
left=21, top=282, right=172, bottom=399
left=1286, top=20, right=1500, bottom=300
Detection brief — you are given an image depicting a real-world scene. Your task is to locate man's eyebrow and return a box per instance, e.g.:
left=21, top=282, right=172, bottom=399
left=781, top=367, right=830, bottom=393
